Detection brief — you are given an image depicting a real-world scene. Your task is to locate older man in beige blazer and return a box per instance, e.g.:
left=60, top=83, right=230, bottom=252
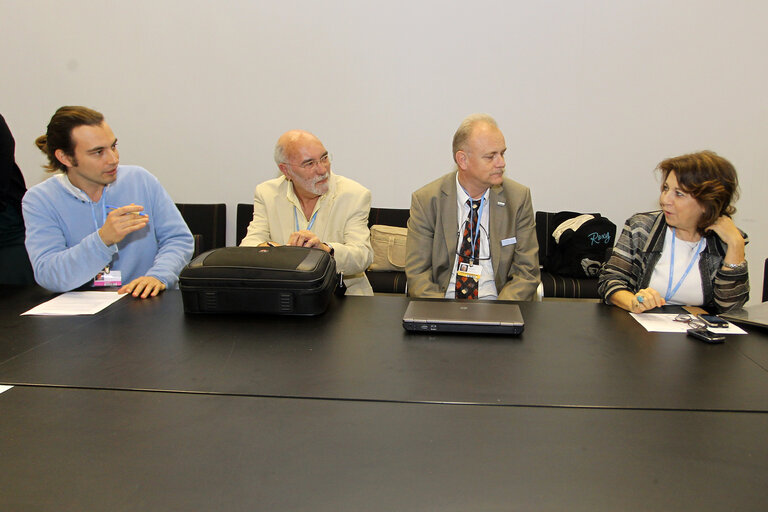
left=405, top=114, right=540, bottom=301
left=241, top=130, right=373, bottom=295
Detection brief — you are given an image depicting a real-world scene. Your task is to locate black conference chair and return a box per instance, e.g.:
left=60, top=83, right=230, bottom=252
left=176, top=203, right=226, bottom=258
left=236, top=203, right=254, bottom=246
left=366, top=207, right=410, bottom=294
left=763, top=258, right=768, bottom=302
left=536, top=211, right=611, bottom=299
left=367, top=207, right=410, bottom=230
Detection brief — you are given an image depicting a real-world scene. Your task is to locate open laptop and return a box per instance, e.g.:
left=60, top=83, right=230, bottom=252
left=720, top=302, right=768, bottom=330
left=402, top=300, right=524, bottom=335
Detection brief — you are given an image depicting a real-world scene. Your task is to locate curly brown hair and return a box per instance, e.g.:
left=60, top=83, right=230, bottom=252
left=657, top=150, right=739, bottom=232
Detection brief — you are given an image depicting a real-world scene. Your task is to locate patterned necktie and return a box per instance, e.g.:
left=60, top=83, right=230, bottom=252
left=456, top=199, right=481, bottom=300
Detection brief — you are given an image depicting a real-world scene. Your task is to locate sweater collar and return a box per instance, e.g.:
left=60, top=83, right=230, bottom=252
left=54, top=170, right=114, bottom=204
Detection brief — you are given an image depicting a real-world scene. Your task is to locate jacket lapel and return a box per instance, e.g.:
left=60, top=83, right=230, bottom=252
left=489, top=185, right=507, bottom=280
left=441, top=174, right=459, bottom=261
left=278, top=178, right=300, bottom=242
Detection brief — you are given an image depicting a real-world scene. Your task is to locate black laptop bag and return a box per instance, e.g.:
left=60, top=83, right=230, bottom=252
left=179, top=246, right=338, bottom=315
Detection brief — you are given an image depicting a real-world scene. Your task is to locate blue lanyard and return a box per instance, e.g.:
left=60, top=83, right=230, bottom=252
left=468, top=197, right=486, bottom=262
left=665, top=228, right=705, bottom=302
left=90, top=197, right=112, bottom=273
left=294, top=207, right=319, bottom=232
left=90, top=198, right=108, bottom=232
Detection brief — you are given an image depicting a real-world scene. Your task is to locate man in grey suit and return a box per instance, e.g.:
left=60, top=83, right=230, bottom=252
left=405, top=113, right=540, bottom=300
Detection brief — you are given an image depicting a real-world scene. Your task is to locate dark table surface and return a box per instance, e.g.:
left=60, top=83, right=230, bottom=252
left=1, top=385, right=767, bottom=512
left=2, top=287, right=768, bottom=412
left=2, top=286, right=768, bottom=510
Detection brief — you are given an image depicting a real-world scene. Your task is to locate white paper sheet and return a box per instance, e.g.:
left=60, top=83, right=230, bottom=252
left=21, top=291, right=126, bottom=316
left=630, top=313, right=747, bottom=334
left=0, top=385, right=12, bottom=394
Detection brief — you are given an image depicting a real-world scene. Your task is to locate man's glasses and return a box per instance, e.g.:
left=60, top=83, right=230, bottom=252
left=283, top=153, right=332, bottom=170
left=673, top=313, right=705, bottom=329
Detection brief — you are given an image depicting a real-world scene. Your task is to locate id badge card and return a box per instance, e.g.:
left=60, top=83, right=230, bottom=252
left=457, top=263, right=482, bottom=281
left=94, top=270, right=122, bottom=287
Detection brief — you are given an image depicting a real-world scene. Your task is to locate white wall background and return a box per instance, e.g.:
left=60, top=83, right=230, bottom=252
left=2, top=0, right=766, bottom=303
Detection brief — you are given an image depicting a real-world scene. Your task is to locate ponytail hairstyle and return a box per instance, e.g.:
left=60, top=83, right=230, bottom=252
left=35, top=106, right=104, bottom=172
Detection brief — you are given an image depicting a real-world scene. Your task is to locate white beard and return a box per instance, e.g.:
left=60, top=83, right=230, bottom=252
left=288, top=169, right=330, bottom=196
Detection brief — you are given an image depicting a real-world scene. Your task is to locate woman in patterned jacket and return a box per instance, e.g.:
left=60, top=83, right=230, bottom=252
left=598, top=151, right=748, bottom=314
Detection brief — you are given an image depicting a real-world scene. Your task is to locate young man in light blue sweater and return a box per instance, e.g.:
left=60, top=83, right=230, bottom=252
left=23, top=106, right=193, bottom=298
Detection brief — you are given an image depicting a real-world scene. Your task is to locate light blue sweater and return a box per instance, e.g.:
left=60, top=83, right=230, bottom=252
left=22, top=165, right=193, bottom=292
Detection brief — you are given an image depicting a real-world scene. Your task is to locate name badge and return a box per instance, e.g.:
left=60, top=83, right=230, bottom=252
left=94, top=270, right=122, bottom=287
left=457, top=263, right=483, bottom=281
left=501, top=237, right=517, bottom=247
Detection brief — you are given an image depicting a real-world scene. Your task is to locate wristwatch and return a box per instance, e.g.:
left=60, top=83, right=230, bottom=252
left=324, top=243, right=334, bottom=257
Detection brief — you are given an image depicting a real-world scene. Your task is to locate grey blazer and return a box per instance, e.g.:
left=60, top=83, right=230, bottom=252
left=405, top=172, right=540, bottom=300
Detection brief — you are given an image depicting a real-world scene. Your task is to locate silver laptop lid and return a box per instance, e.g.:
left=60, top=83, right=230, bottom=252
left=720, top=302, right=768, bottom=329
left=403, top=300, right=524, bottom=333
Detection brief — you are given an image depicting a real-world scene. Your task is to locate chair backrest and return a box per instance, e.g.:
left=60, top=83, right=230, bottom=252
left=368, top=207, right=409, bottom=228
left=236, top=203, right=254, bottom=246
left=176, top=203, right=226, bottom=257
left=366, top=207, right=410, bottom=294
left=535, top=211, right=557, bottom=266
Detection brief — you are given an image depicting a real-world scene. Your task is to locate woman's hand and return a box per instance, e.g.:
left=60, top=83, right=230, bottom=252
left=631, top=287, right=666, bottom=313
left=705, top=216, right=745, bottom=266
left=610, top=288, right=666, bottom=313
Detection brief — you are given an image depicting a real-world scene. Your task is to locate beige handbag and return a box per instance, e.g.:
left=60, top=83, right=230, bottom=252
left=368, top=225, right=407, bottom=271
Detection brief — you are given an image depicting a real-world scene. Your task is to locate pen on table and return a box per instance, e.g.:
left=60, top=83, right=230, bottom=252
left=106, top=205, right=147, bottom=216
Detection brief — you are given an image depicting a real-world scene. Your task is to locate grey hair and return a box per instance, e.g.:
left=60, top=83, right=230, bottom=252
left=452, top=113, right=498, bottom=162
left=274, top=140, right=286, bottom=166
